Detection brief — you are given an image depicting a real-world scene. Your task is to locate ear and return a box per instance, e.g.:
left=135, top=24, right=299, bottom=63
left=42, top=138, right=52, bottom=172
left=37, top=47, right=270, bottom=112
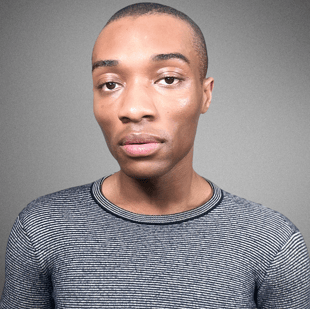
left=201, top=77, right=214, bottom=114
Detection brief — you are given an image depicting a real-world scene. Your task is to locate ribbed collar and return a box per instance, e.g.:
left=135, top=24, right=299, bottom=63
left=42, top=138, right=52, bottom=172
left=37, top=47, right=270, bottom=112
left=91, top=176, right=223, bottom=225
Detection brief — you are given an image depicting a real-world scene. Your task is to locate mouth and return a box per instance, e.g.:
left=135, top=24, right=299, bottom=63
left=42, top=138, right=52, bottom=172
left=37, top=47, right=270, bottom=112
left=120, top=134, right=164, bottom=157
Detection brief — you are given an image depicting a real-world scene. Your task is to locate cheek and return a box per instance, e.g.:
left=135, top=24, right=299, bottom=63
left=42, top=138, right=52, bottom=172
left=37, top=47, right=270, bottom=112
left=94, top=95, right=116, bottom=127
left=163, top=96, right=202, bottom=152
left=94, top=104, right=107, bottom=132
left=169, top=96, right=201, bottom=128
left=93, top=101, right=116, bottom=147
left=178, top=98, right=190, bottom=108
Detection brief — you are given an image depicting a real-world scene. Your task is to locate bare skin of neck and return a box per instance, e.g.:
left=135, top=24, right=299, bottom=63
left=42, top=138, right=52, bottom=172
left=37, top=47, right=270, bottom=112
left=101, top=155, right=213, bottom=215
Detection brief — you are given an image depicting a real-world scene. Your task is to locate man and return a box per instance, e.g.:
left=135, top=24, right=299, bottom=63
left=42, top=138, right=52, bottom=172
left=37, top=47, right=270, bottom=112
left=1, top=3, right=309, bottom=308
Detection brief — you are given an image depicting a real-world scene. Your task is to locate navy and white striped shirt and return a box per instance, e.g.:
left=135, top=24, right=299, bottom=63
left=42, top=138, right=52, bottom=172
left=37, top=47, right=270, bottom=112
left=1, top=176, right=310, bottom=308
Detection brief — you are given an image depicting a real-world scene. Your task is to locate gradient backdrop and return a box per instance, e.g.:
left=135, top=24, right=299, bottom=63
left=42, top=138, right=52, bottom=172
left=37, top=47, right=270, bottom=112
left=1, top=0, right=310, bottom=290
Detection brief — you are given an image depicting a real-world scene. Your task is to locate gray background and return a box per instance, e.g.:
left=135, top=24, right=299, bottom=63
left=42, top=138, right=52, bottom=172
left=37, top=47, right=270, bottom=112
left=1, top=0, right=309, bottom=291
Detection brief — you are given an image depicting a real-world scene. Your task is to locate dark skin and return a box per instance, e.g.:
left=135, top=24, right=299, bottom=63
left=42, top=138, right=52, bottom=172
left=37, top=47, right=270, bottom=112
left=92, top=14, right=214, bottom=215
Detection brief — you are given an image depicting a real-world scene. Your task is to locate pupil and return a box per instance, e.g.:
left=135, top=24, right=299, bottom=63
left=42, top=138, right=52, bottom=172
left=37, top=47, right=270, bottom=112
left=165, top=77, right=174, bottom=84
left=106, top=82, right=116, bottom=90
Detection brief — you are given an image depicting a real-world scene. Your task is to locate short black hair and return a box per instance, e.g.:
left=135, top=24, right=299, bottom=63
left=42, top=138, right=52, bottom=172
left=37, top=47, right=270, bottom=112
left=105, top=2, right=208, bottom=81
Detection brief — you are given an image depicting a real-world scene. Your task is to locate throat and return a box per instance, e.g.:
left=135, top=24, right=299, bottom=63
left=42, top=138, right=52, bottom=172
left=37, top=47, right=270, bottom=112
left=101, top=171, right=213, bottom=215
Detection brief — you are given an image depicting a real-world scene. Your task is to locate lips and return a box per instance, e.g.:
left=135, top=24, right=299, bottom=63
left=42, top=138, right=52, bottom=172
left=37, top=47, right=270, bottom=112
left=119, top=134, right=163, bottom=157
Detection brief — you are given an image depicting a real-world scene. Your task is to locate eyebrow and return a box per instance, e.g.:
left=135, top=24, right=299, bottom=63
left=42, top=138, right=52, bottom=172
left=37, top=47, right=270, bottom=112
left=151, top=53, right=190, bottom=64
left=92, top=60, right=119, bottom=72
left=92, top=52, right=190, bottom=72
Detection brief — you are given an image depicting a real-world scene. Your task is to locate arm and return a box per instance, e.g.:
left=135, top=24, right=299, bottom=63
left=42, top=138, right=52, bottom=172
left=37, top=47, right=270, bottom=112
left=0, top=216, right=54, bottom=308
left=257, top=232, right=310, bottom=308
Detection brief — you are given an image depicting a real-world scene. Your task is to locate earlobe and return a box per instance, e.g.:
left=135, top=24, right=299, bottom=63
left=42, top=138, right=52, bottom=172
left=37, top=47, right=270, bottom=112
left=201, top=77, right=214, bottom=114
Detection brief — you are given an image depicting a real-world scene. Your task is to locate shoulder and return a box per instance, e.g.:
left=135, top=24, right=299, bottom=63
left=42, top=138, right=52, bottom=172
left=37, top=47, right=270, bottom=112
left=211, top=189, right=310, bottom=282
left=212, top=189, right=302, bottom=260
left=220, top=189, right=299, bottom=234
left=18, top=181, right=95, bottom=229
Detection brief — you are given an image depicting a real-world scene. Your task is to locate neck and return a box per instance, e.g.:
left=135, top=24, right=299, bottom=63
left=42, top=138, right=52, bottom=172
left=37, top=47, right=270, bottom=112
left=102, top=156, right=212, bottom=215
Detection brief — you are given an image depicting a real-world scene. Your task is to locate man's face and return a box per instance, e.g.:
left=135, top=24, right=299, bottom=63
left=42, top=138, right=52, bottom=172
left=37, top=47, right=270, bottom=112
left=92, top=14, right=213, bottom=179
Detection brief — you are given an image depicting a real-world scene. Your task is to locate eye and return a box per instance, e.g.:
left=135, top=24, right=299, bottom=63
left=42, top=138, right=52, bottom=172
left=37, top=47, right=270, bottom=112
left=164, top=77, right=175, bottom=84
left=156, top=76, right=182, bottom=86
left=99, top=81, right=122, bottom=92
left=105, top=82, right=117, bottom=90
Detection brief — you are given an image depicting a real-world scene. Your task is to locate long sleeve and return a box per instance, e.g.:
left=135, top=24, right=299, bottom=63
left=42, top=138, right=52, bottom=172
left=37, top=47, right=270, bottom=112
left=257, top=232, right=310, bottom=308
left=2, top=180, right=310, bottom=308
left=0, top=216, right=54, bottom=308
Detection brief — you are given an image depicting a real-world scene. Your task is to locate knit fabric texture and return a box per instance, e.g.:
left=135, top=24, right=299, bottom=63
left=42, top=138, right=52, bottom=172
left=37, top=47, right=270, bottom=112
left=1, top=176, right=310, bottom=308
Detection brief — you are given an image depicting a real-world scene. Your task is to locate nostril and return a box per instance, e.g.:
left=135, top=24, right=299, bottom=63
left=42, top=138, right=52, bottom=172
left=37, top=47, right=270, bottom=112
left=120, top=117, right=131, bottom=124
left=119, top=114, right=154, bottom=124
left=117, top=94, right=157, bottom=122
left=142, top=114, right=154, bottom=120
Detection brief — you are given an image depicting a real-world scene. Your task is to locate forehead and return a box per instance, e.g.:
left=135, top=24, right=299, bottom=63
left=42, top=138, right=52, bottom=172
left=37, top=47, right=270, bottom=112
left=92, top=14, right=197, bottom=65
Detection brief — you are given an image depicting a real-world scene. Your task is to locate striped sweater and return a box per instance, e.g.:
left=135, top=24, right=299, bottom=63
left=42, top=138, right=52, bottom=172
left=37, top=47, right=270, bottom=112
left=1, top=176, right=310, bottom=308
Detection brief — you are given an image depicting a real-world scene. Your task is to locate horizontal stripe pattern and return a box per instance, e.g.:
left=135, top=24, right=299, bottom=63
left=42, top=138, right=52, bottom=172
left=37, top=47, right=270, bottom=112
left=1, top=177, right=310, bottom=308
left=92, top=176, right=223, bottom=224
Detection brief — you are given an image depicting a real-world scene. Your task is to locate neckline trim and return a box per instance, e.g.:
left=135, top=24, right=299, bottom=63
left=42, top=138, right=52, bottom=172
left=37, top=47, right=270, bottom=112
left=91, top=176, right=223, bottom=225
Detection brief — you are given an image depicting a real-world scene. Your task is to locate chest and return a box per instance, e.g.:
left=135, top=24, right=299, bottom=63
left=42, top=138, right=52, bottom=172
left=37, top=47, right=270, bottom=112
left=49, top=224, right=258, bottom=308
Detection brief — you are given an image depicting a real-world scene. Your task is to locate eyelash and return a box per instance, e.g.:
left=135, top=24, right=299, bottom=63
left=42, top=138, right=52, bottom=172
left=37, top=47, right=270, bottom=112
left=97, top=76, right=183, bottom=92
left=98, top=82, right=121, bottom=91
left=156, top=76, right=183, bottom=86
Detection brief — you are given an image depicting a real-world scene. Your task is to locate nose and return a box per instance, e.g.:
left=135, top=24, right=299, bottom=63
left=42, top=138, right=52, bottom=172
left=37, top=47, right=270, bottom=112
left=118, top=81, right=157, bottom=123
